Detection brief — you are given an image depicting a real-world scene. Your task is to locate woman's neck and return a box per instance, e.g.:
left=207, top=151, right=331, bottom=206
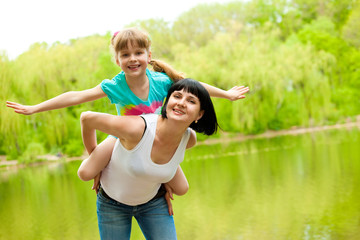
left=156, top=117, right=188, bottom=143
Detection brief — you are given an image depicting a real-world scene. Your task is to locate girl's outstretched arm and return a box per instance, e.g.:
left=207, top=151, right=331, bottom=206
left=200, top=82, right=249, bottom=101
left=6, top=85, right=106, bottom=115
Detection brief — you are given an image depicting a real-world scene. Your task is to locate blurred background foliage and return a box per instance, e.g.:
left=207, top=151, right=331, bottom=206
left=1, top=0, right=359, bottom=160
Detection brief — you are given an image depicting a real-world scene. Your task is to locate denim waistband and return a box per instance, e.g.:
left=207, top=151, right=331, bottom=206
left=99, top=184, right=166, bottom=202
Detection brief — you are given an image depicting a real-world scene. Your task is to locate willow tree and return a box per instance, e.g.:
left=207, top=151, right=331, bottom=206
left=4, top=35, right=111, bottom=158
left=342, top=1, right=360, bottom=48
left=172, top=23, right=335, bottom=134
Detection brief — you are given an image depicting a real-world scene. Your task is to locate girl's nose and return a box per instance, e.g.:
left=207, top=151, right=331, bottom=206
left=129, top=54, right=136, bottom=61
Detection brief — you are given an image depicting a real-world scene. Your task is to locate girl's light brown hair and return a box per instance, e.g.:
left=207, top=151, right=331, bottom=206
left=111, top=27, right=185, bottom=81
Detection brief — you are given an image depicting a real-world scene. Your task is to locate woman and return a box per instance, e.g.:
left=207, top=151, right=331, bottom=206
left=78, top=78, right=219, bottom=240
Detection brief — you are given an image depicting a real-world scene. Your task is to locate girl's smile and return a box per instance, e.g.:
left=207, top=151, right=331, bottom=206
left=116, top=42, right=151, bottom=77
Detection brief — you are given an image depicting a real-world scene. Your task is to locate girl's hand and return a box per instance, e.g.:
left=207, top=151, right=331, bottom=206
left=226, top=86, right=250, bottom=101
left=6, top=101, right=35, bottom=115
left=164, top=183, right=174, bottom=216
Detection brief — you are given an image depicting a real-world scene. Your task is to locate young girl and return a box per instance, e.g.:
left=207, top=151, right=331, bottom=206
left=78, top=78, right=219, bottom=239
left=6, top=27, right=249, bottom=199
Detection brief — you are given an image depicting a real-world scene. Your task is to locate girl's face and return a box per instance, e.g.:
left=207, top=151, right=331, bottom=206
left=116, top=41, right=151, bottom=79
left=166, top=89, right=204, bottom=124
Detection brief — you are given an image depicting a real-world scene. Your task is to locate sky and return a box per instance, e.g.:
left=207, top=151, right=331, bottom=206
left=0, top=0, right=234, bottom=60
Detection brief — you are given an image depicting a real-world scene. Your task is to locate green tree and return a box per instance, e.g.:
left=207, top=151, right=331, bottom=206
left=172, top=2, right=246, bottom=47
left=127, top=19, right=176, bottom=60
left=290, top=0, right=355, bottom=28
left=342, top=1, right=360, bottom=48
left=2, top=0, right=360, bottom=160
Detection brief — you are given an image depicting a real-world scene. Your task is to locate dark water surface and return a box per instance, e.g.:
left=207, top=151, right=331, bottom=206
left=1, top=128, right=360, bottom=240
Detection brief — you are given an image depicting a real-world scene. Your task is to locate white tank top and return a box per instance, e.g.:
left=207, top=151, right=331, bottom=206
left=100, top=114, right=191, bottom=206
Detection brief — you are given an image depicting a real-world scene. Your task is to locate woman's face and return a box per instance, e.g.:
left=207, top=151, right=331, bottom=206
left=166, top=89, right=204, bottom=124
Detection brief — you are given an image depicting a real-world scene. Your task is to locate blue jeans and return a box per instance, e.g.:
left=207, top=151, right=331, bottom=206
left=97, top=188, right=177, bottom=240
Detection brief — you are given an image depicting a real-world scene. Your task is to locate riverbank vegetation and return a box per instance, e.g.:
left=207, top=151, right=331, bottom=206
left=1, top=0, right=359, bottom=160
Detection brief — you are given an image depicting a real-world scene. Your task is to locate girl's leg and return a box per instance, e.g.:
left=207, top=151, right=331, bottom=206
left=165, top=166, right=189, bottom=196
left=163, top=166, right=189, bottom=215
left=97, top=188, right=133, bottom=240
left=135, top=197, right=177, bottom=240
left=78, top=136, right=117, bottom=181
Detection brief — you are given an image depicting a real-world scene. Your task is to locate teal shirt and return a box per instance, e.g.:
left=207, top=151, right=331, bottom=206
left=101, top=69, right=173, bottom=116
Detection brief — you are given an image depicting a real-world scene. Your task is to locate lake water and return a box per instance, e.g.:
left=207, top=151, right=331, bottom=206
left=1, top=127, right=360, bottom=240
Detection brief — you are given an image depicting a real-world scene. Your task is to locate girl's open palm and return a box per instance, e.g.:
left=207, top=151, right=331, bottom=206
left=6, top=101, right=35, bottom=115
left=226, top=86, right=250, bottom=101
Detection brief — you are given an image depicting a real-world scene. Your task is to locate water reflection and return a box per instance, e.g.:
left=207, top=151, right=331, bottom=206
left=1, top=128, right=360, bottom=240
left=179, top=128, right=360, bottom=239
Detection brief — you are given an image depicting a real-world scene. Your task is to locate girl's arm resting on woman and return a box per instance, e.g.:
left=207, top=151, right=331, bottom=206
left=200, top=82, right=249, bottom=101
left=6, top=84, right=106, bottom=115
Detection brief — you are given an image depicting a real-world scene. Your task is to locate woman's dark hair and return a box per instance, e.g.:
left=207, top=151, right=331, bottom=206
left=161, top=78, right=218, bottom=135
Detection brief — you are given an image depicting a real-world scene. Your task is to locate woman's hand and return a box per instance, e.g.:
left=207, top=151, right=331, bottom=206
left=92, top=173, right=102, bottom=194
left=164, top=183, right=174, bottom=216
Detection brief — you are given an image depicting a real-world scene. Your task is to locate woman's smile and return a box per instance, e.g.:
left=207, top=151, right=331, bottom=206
left=173, top=108, right=185, bottom=115
left=166, top=90, right=202, bottom=123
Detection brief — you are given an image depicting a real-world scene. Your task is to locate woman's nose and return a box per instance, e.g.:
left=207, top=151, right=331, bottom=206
left=177, top=98, right=186, bottom=107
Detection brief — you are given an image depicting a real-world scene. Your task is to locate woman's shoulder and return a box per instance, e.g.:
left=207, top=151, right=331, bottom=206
left=186, top=128, right=197, bottom=149
left=141, top=113, right=159, bottom=120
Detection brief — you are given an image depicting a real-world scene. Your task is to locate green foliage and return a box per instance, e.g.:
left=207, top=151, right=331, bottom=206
left=127, top=19, right=176, bottom=59
left=342, top=1, right=360, bottom=48
left=1, top=0, right=360, bottom=161
left=18, top=142, right=46, bottom=164
left=290, top=0, right=355, bottom=28
left=64, top=139, right=84, bottom=157
left=174, top=24, right=335, bottom=133
left=296, top=16, right=360, bottom=117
